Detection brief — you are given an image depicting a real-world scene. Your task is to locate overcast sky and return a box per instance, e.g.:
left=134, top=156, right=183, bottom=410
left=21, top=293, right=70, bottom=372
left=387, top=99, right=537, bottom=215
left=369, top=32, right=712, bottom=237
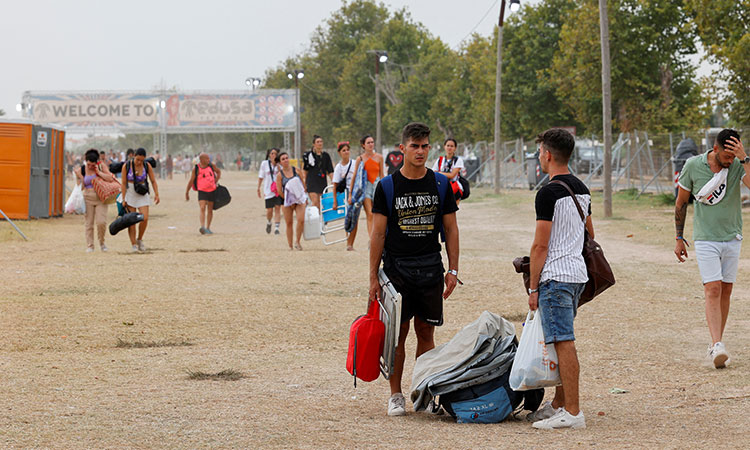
left=0, top=0, right=533, bottom=119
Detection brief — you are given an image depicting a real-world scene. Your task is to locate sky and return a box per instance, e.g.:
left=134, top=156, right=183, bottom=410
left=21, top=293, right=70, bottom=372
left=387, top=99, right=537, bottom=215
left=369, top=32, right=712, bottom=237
left=0, top=0, right=527, bottom=119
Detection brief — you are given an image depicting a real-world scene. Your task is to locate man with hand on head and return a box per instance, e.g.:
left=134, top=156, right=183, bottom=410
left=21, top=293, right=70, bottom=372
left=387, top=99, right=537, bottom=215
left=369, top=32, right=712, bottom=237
left=369, top=122, right=460, bottom=417
left=675, top=129, right=748, bottom=369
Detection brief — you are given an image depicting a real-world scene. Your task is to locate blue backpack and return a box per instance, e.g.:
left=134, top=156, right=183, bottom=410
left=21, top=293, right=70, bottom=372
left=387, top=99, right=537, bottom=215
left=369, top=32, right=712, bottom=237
left=380, top=170, right=451, bottom=241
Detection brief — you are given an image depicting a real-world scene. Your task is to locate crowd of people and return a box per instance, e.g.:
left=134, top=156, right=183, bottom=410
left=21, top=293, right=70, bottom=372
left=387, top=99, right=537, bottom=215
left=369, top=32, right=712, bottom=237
left=66, top=123, right=747, bottom=430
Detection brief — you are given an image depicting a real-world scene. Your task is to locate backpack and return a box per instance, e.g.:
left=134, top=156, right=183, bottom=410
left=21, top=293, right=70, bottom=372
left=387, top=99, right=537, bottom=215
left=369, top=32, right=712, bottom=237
left=193, top=163, right=217, bottom=191
left=346, top=299, right=385, bottom=387
left=380, top=170, right=451, bottom=242
left=438, top=368, right=544, bottom=424
left=438, top=156, right=471, bottom=200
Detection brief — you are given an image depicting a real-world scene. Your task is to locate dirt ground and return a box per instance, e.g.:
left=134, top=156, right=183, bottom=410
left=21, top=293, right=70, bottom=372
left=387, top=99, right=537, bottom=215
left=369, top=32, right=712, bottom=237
left=1, top=169, right=748, bottom=449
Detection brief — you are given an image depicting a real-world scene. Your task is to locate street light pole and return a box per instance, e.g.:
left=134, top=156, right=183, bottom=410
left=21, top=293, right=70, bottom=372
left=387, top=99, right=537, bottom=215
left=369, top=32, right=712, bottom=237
left=598, top=0, right=613, bottom=217
left=368, top=50, right=388, bottom=155
left=287, top=70, right=305, bottom=166
left=493, top=0, right=508, bottom=194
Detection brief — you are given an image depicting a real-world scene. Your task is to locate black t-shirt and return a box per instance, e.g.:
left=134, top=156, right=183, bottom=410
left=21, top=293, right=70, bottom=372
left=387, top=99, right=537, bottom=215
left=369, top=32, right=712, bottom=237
left=372, top=169, right=459, bottom=257
left=535, top=173, right=591, bottom=221
left=302, top=151, right=333, bottom=178
left=385, top=150, right=404, bottom=175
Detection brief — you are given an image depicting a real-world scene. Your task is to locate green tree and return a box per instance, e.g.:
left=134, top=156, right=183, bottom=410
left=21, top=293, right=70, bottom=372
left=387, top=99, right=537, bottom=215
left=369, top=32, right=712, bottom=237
left=0, top=109, right=5, bottom=116
left=685, top=0, right=750, bottom=124
left=550, top=0, right=706, bottom=134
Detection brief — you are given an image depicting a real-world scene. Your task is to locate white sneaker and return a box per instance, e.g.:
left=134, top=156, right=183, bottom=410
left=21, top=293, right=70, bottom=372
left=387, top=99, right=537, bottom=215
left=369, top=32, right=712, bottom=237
left=137, top=240, right=145, bottom=252
left=526, top=401, right=560, bottom=422
left=100, top=244, right=108, bottom=252
left=711, top=342, right=729, bottom=369
left=532, top=408, right=586, bottom=429
left=387, top=393, right=406, bottom=417
left=131, top=245, right=139, bottom=253
left=86, top=247, right=95, bottom=253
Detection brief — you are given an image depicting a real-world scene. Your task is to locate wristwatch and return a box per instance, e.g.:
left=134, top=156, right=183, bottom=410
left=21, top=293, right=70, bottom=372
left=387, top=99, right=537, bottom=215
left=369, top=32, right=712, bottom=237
left=741, top=156, right=750, bottom=164
left=447, top=269, right=458, bottom=276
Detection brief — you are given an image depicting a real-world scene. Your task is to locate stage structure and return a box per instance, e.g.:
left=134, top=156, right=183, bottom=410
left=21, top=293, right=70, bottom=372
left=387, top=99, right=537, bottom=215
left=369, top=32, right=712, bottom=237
left=20, top=90, right=298, bottom=157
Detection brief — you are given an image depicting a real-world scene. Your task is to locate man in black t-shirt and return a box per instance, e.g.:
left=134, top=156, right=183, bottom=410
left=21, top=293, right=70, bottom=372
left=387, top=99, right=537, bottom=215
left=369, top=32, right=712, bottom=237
left=370, top=122, right=460, bottom=417
left=385, top=144, right=404, bottom=175
left=526, top=128, right=594, bottom=430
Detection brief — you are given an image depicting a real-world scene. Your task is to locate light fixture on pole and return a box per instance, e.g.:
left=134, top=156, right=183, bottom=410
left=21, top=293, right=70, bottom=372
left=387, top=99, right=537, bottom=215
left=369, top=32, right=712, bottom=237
left=287, top=69, right=305, bottom=165
left=368, top=50, right=388, bottom=155
left=493, top=0, right=520, bottom=193
left=245, top=77, right=262, bottom=89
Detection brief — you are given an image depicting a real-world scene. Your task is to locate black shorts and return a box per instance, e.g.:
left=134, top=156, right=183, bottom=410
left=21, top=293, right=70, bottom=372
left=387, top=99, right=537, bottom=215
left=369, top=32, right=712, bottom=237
left=265, top=196, right=282, bottom=209
left=306, top=175, right=328, bottom=194
left=383, top=264, right=444, bottom=326
left=198, top=190, right=216, bottom=202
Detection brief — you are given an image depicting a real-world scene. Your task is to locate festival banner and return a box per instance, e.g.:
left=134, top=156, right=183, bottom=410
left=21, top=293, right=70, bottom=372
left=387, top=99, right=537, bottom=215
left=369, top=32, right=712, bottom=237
left=166, top=91, right=295, bottom=130
left=27, top=93, right=160, bottom=129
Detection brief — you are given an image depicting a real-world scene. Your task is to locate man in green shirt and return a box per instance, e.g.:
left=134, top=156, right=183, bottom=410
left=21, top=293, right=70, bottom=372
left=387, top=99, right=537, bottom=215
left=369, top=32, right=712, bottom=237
left=675, top=129, right=749, bottom=368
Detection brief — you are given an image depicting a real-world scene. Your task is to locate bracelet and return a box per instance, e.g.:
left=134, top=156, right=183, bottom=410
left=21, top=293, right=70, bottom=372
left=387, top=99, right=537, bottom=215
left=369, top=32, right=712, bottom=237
left=447, top=269, right=458, bottom=276
left=676, top=236, right=684, bottom=240
left=529, top=288, right=539, bottom=294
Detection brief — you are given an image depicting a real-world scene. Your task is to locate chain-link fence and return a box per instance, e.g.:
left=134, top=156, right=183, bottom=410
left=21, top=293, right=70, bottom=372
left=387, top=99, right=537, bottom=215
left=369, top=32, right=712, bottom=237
left=461, top=127, right=749, bottom=196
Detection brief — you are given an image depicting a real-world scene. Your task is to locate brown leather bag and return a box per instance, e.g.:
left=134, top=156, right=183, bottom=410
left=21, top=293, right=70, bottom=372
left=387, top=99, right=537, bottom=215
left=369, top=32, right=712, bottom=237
left=513, top=180, right=615, bottom=307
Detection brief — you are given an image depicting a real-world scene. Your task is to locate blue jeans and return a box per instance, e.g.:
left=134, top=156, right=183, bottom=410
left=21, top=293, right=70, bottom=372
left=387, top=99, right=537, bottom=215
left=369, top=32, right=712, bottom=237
left=538, top=280, right=585, bottom=344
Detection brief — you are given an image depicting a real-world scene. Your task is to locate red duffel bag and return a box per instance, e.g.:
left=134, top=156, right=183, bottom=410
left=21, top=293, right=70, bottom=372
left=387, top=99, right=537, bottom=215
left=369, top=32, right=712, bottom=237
left=346, top=299, right=385, bottom=387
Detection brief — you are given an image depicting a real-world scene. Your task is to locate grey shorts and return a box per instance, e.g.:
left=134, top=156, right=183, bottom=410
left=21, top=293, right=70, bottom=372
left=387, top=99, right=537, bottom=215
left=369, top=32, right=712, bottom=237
left=694, top=239, right=742, bottom=284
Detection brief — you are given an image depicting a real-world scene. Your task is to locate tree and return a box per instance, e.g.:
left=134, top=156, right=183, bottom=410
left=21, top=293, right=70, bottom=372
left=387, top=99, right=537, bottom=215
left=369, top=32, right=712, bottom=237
left=550, top=0, right=707, bottom=134
left=685, top=0, right=750, bottom=124
left=0, top=109, right=5, bottom=116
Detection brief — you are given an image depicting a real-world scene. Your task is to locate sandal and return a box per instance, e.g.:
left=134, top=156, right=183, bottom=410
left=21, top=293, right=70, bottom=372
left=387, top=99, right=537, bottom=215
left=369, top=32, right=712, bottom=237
left=294, top=243, right=303, bottom=250
left=346, top=246, right=354, bottom=251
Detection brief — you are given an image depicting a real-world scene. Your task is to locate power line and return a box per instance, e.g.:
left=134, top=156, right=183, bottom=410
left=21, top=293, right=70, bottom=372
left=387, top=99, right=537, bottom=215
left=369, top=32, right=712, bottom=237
left=456, top=0, right=498, bottom=48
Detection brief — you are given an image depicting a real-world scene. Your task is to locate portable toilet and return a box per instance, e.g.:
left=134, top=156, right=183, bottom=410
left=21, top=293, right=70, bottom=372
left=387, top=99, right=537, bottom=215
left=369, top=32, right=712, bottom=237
left=0, top=119, right=65, bottom=219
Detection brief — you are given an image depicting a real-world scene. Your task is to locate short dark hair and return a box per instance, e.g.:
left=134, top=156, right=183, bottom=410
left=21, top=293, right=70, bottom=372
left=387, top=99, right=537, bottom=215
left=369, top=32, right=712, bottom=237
left=535, top=128, right=575, bottom=163
left=126, top=148, right=135, bottom=156
left=85, top=149, right=99, bottom=163
left=135, top=148, right=147, bottom=157
left=401, top=122, right=430, bottom=144
left=716, top=129, right=741, bottom=150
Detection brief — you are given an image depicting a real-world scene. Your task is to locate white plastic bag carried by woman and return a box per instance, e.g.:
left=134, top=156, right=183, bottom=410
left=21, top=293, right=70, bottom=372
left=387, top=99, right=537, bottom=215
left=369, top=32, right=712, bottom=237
left=509, top=310, right=561, bottom=391
left=65, top=184, right=86, bottom=215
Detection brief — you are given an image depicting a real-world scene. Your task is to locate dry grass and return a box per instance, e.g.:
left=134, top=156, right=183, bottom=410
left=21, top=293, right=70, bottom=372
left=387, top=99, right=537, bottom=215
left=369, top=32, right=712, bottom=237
left=115, top=338, right=194, bottom=349
left=186, top=369, right=244, bottom=381
left=1, top=170, right=749, bottom=449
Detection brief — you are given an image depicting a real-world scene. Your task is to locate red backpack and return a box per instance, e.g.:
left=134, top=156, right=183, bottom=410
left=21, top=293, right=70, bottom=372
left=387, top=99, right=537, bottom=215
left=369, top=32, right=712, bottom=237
left=346, top=299, right=385, bottom=387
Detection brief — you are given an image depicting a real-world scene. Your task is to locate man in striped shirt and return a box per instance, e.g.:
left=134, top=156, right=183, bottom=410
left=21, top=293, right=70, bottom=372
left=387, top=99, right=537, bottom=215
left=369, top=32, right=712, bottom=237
left=526, top=128, right=595, bottom=430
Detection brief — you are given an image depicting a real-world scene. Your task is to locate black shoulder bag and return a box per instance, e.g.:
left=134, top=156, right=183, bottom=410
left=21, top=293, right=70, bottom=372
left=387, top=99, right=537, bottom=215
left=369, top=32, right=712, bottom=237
left=336, top=161, right=352, bottom=193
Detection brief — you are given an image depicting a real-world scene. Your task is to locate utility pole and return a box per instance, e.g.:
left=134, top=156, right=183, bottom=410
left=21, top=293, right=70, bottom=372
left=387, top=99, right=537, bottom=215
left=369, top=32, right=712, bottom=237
left=599, top=0, right=613, bottom=217
left=369, top=50, right=388, bottom=155
left=288, top=70, right=304, bottom=165
left=493, top=0, right=507, bottom=194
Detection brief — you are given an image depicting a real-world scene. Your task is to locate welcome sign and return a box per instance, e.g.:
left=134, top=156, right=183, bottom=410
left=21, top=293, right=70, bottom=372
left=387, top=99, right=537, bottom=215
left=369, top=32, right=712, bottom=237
left=23, top=90, right=297, bottom=132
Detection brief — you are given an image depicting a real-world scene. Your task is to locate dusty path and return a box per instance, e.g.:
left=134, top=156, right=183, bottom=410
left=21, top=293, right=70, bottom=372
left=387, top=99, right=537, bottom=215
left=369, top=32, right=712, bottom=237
left=1, top=170, right=748, bottom=448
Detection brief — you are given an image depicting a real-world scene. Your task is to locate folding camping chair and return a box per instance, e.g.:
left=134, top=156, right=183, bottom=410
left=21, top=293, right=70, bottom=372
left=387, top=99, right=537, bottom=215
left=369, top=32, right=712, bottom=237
left=319, top=185, right=348, bottom=245
left=378, top=268, right=402, bottom=379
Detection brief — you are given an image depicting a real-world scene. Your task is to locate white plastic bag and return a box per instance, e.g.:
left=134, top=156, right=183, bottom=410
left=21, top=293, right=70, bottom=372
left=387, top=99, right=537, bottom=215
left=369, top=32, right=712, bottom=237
left=65, top=184, right=86, bottom=215
left=509, top=309, right=561, bottom=391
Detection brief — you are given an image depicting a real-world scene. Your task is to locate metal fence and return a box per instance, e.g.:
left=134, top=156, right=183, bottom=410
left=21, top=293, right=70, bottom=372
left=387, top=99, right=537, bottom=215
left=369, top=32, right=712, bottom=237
left=461, top=127, right=749, bottom=196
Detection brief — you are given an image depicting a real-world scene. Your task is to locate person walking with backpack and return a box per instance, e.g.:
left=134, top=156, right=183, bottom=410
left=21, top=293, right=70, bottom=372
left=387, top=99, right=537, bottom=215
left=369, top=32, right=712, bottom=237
left=674, top=129, right=748, bottom=369
left=302, top=135, right=333, bottom=212
left=77, top=148, right=117, bottom=252
left=431, top=138, right=466, bottom=205
left=121, top=148, right=160, bottom=252
left=185, top=152, right=221, bottom=235
left=350, top=134, right=385, bottom=240
left=332, top=141, right=357, bottom=250
left=525, top=128, right=594, bottom=430
left=258, top=147, right=282, bottom=235
left=370, top=122, right=460, bottom=416
left=276, top=152, right=307, bottom=250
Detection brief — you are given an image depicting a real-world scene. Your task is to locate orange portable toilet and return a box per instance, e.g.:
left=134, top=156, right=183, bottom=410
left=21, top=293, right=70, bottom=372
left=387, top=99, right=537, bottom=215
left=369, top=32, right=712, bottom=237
left=0, top=120, right=65, bottom=219
left=0, top=121, right=33, bottom=219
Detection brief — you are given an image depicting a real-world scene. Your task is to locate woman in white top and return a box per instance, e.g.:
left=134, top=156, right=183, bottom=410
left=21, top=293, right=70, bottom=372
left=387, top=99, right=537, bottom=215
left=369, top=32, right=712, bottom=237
left=332, top=141, right=358, bottom=251
left=431, top=138, right=465, bottom=205
left=257, top=147, right=282, bottom=235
